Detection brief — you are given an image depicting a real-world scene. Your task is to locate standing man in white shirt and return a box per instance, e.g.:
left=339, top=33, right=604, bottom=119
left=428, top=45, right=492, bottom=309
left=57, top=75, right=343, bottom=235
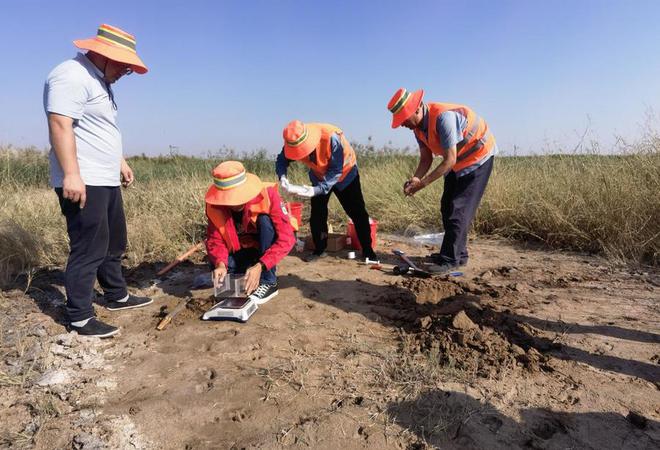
left=44, top=24, right=152, bottom=337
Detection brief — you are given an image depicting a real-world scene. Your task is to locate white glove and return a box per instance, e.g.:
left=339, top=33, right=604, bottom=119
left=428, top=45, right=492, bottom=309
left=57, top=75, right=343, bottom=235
left=280, top=176, right=290, bottom=191
left=288, top=184, right=315, bottom=198
left=296, top=185, right=315, bottom=198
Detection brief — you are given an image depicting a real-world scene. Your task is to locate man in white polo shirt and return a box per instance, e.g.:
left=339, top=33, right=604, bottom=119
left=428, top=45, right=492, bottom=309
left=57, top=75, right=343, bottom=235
left=44, top=24, right=152, bottom=337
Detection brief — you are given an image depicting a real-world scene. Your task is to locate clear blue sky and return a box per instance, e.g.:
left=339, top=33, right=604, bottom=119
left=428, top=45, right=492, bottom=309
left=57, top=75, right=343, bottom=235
left=1, top=0, right=659, bottom=156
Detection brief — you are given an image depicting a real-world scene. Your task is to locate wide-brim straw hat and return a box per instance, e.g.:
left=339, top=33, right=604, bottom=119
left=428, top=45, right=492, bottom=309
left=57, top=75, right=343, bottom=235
left=387, top=88, right=424, bottom=128
left=205, top=161, right=263, bottom=206
left=282, top=120, right=322, bottom=160
left=74, top=24, right=148, bottom=74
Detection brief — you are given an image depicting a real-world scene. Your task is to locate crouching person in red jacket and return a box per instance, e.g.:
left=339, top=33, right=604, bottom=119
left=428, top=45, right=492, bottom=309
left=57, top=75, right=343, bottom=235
left=205, top=161, right=295, bottom=304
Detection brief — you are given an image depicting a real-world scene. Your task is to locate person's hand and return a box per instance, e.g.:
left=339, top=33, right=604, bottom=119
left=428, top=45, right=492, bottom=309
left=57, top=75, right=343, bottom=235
left=280, top=176, right=290, bottom=192
left=212, top=262, right=227, bottom=286
left=62, top=173, right=87, bottom=208
left=244, top=262, right=263, bottom=295
left=296, top=185, right=315, bottom=198
left=120, top=159, right=134, bottom=187
left=404, top=177, right=424, bottom=196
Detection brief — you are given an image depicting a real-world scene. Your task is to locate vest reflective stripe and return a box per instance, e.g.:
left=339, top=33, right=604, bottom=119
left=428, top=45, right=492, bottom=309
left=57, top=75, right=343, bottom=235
left=206, top=184, right=298, bottom=252
left=206, top=185, right=273, bottom=253
left=301, top=123, right=357, bottom=182
left=414, top=103, right=495, bottom=173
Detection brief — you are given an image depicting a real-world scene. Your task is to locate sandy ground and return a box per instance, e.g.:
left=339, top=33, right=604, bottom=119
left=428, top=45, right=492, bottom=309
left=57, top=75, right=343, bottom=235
left=1, top=236, right=659, bottom=449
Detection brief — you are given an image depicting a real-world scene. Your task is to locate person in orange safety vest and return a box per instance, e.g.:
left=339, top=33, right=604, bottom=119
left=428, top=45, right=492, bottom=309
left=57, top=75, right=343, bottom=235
left=388, top=88, right=496, bottom=274
left=205, top=161, right=295, bottom=304
left=276, top=120, right=378, bottom=263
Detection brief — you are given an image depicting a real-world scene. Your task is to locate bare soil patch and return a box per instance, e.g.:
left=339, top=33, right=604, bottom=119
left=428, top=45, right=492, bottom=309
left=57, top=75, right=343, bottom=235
left=1, top=237, right=658, bottom=449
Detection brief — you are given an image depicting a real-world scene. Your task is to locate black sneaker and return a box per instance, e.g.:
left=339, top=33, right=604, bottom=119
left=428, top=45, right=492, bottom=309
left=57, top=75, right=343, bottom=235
left=362, top=249, right=379, bottom=263
left=248, top=283, right=279, bottom=305
left=427, top=262, right=459, bottom=274
left=427, top=253, right=467, bottom=267
left=68, top=318, right=119, bottom=338
left=106, top=294, right=153, bottom=311
left=303, top=252, right=327, bottom=263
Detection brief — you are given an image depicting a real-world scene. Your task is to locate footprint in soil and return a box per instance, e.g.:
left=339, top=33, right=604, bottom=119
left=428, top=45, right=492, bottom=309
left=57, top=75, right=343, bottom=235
left=230, top=408, right=252, bottom=422
left=531, top=418, right=567, bottom=440
left=481, top=415, right=503, bottom=433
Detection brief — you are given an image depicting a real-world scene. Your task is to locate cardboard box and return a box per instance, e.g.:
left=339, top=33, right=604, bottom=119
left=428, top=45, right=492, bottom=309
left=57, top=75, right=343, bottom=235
left=304, top=233, right=347, bottom=252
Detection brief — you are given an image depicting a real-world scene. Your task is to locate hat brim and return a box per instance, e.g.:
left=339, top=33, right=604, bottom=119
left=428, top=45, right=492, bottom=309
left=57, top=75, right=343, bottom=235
left=74, top=38, right=148, bottom=74
left=391, top=90, right=424, bottom=128
left=284, top=124, right=322, bottom=160
left=204, top=173, right=263, bottom=206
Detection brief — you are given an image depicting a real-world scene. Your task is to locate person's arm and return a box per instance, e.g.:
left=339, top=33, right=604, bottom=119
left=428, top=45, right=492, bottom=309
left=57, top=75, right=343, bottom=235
left=408, top=147, right=456, bottom=195
left=48, top=113, right=87, bottom=208
left=259, top=189, right=296, bottom=270
left=312, top=134, right=344, bottom=196
left=404, top=141, right=433, bottom=195
left=275, top=147, right=290, bottom=180
left=120, top=157, right=134, bottom=187
left=406, top=112, right=462, bottom=195
left=205, top=217, right=229, bottom=268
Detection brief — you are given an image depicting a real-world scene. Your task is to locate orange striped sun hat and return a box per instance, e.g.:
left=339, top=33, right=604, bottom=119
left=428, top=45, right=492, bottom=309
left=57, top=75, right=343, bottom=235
left=74, top=24, right=148, bottom=74
left=205, top=161, right=263, bottom=206
left=387, top=88, right=424, bottom=128
left=282, top=120, right=322, bottom=160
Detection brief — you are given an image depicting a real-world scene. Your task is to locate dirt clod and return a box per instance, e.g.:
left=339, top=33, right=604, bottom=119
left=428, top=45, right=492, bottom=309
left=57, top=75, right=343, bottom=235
left=451, top=311, right=477, bottom=331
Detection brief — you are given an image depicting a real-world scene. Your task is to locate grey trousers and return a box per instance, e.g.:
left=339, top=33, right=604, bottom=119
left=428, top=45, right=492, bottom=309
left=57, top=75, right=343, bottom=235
left=439, top=156, right=494, bottom=265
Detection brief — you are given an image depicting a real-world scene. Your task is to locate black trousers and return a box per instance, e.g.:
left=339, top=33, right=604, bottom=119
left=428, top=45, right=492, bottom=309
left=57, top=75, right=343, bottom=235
left=226, top=215, right=278, bottom=285
left=439, top=156, right=494, bottom=265
left=56, top=186, right=128, bottom=322
left=310, top=173, right=373, bottom=253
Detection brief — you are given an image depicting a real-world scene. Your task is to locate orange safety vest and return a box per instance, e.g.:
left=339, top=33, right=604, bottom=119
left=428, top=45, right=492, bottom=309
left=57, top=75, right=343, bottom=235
left=414, top=103, right=495, bottom=173
left=300, top=123, right=357, bottom=182
left=206, top=183, right=298, bottom=253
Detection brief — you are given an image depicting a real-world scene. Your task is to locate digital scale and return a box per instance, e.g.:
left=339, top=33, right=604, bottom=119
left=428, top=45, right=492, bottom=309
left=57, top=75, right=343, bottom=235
left=202, top=274, right=258, bottom=322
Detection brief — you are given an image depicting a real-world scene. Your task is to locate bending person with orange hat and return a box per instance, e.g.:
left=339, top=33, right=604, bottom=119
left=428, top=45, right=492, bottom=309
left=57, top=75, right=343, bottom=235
left=205, top=161, right=296, bottom=304
left=387, top=88, right=496, bottom=274
left=44, top=24, right=151, bottom=338
left=276, top=120, right=378, bottom=263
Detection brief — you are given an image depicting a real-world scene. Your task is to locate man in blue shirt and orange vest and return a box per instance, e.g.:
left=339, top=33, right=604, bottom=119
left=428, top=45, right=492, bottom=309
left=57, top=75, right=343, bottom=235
left=275, top=120, right=378, bottom=263
left=387, top=88, right=496, bottom=274
left=205, top=161, right=296, bottom=304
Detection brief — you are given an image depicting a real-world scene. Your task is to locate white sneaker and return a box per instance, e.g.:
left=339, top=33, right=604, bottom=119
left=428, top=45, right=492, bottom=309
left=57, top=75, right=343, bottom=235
left=248, top=283, right=279, bottom=305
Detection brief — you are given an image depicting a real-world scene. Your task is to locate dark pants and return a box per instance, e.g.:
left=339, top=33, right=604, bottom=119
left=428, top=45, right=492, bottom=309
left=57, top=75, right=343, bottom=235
left=310, top=173, right=373, bottom=254
left=56, top=186, right=129, bottom=322
left=227, top=214, right=277, bottom=284
left=439, top=156, right=494, bottom=266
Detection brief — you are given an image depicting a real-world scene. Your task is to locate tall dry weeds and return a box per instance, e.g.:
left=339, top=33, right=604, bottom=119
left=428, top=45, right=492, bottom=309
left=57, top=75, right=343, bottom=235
left=0, top=135, right=658, bottom=285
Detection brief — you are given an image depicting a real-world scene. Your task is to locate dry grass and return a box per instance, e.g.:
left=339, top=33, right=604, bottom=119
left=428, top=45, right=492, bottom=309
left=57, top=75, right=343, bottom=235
left=0, top=135, right=658, bottom=285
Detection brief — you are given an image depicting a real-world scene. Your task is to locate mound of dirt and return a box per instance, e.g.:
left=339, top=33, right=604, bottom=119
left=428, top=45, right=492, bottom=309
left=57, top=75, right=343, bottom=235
left=391, top=277, right=552, bottom=378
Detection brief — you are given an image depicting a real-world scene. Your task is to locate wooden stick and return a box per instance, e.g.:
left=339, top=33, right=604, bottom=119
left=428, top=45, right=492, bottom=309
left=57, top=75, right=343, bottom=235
left=156, top=242, right=204, bottom=276
left=156, top=297, right=192, bottom=331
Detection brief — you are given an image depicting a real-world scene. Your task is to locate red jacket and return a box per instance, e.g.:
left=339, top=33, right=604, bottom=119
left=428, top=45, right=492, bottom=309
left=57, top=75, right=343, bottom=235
left=206, top=186, right=295, bottom=270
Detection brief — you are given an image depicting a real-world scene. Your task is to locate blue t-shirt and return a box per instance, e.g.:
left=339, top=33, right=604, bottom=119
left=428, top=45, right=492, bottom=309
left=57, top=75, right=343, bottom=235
left=416, top=110, right=496, bottom=177
left=275, top=134, right=358, bottom=195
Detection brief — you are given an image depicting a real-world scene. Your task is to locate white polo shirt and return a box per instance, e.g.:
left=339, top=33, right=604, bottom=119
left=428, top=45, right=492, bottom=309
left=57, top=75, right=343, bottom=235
left=44, top=52, right=122, bottom=187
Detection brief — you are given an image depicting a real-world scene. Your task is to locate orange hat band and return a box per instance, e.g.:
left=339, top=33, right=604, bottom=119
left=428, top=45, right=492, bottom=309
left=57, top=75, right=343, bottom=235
left=389, top=89, right=411, bottom=114
left=96, top=25, right=137, bottom=53
left=286, top=126, right=308, bottom=147
left=214, top=170, right=247, bottom=190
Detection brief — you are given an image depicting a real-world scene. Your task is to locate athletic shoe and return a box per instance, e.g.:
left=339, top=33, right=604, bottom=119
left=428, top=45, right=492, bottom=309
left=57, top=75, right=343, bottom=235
left=362, top=249, right=379, bottom=264
left=68, top=318, right=119, bottom=338
left=427, top=253, right=467, bottom=267
left=106, top=295, right=153, bottom=311
left=427, top=262, right=460, bottom=274
left=303, top=252, right=327, bottom=262
left=248, top=283, right=279, bottom=305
